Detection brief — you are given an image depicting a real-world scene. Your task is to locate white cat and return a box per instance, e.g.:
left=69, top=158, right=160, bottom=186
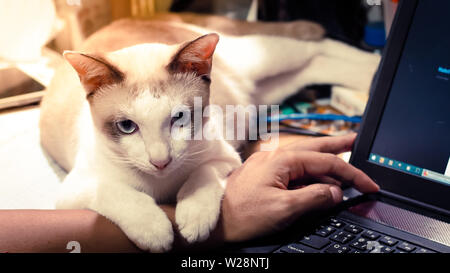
left=39, top=19, right=379, bottom=252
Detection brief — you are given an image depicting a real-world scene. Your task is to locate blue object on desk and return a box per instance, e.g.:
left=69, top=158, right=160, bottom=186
left=364, top=22, right=386, bottom=47
left=267, top=113, right=362, bottom=123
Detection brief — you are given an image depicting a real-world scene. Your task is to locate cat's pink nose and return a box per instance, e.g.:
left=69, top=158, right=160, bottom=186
left=150, top=158, right=172, bottom=170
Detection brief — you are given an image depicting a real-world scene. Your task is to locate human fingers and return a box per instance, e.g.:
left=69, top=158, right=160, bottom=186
left=282, top=133, right=356, bottom=154
left=280, top=151, right=379, bottom=193
left=287, top=183, right=343, bottom=216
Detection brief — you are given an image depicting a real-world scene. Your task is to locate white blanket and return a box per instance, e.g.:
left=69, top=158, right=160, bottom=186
left=0, top=107, right=66, bottom=209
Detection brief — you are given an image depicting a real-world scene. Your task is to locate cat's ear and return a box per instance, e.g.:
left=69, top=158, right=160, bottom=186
left=168, top=33, right=219, bottom=78
left=63, top=51, right=124, bottom=96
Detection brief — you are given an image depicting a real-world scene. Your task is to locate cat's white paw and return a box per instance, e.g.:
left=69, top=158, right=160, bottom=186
left=123, top=209, right=174, bottom=253
left=175, top=192, right=222, bottom=243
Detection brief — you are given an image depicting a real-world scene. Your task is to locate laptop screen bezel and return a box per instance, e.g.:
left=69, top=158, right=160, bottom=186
left=350, top=0, right=450, bottom=211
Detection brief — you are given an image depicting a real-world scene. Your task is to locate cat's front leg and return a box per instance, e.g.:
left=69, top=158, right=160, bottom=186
left=175, top=160, right=235, bottom=243
left=88, top=180, right=174, bottom=252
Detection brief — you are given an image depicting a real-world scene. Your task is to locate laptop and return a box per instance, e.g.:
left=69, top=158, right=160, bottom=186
left=229, top=0, right=450, bottom=253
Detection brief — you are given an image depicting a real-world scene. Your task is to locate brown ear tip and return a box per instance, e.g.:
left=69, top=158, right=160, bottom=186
left=200, top=33, right=219, bottom=43
left=63, top=51, right=78, bottom=61
left=208, top=33, right=220, bottom=41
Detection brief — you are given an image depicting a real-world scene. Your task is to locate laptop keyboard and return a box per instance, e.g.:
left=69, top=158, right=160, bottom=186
left=274, top=217, right=436, bottom=253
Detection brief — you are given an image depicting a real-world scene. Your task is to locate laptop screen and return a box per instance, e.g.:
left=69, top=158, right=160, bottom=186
left=368, top=0, right=450, bottom=187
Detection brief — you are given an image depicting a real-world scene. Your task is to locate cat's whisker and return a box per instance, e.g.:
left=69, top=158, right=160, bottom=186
left=184, top=146, right=210, bottom=156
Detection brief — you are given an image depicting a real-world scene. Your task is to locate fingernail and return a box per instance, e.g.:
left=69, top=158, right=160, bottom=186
left=330, top=186, right=343, bottom=203
left=374, top=184, right=381, bottom=192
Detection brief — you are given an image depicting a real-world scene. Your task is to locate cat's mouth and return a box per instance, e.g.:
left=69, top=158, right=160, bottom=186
left=132, top=159, right=177, bottom=177
left=151, top=169, right=170, bottom=177
left=151, top=166, right=171, bottom=177
left=133, top=165, right=171, bottom=177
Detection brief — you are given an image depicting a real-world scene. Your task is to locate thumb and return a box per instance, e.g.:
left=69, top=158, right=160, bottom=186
left=288, top=184, right=343, bottom=216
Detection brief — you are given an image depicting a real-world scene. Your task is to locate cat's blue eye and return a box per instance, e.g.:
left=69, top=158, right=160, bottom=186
left=116, top=119, right=138, bottom=134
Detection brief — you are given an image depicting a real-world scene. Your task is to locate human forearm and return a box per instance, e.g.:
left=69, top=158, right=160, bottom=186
left=0, top=209, right=141, bottom=253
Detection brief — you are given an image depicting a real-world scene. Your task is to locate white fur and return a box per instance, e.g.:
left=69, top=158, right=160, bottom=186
left=54, top=32, right=380, bottom=252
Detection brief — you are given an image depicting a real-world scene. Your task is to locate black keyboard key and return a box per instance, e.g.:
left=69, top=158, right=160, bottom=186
left=278, top=243, right=319, bottom=253
left=328, top=218, right=346, bottom=228
left=344, top=224, right=363, bottom=234
left=396, top=242, right=416, bottom=252
left=299, top=235, right=330, bottom=250
left=379, top=246, right=396, bottom=253
left=330, top=231, right=355, bottom=244
left=315, top=226, right=336, bottom=237
left=414, top=248, right=436, bottom=253
left=361, top=230, right=380, bottom=240
left=379, top=236, right=398, bottom=246
left=325, top=243, right=350, bottom=253
left=348, top=249, right=364, bottom=253
left=350, top=237, right=368, bottom=251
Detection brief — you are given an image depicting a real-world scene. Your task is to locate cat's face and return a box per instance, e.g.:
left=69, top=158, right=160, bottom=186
left=65, top=34, right=218, bottom=176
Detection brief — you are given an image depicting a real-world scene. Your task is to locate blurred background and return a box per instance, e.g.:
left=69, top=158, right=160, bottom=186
left=50, top=0, right=397, bottom=53
left=0, top=0, right=397, bottom=110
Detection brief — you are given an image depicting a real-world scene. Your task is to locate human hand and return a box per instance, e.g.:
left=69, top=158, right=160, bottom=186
left=221, top=133, right=379, bottom=242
